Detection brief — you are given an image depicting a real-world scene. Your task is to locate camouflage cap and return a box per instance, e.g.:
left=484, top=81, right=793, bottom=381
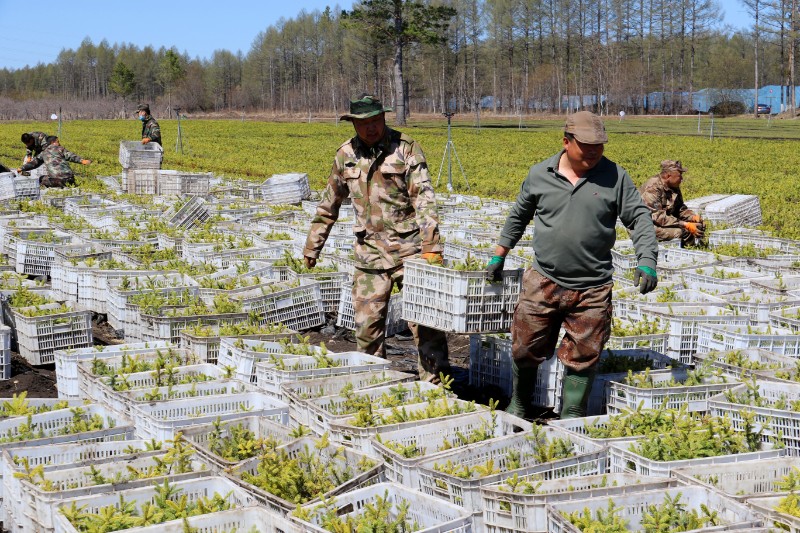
left=137, top=103, right=150, bottom=113
left=661, top=160, right=686, bottom=173
left=564, top=111, right=608, bottom=144
left=340, top=95, right=392, bottom=121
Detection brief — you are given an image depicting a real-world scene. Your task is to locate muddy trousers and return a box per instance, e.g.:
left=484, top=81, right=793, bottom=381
left=511, top=268, right=612, bottom=413
left=352, top=265, right=449, bottom=379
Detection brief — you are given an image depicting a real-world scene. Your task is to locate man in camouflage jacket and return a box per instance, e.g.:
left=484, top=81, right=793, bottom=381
left=137, top=104, right=162, bottom=146
left=21, top=131, right=49, bottom=163
left=639, top=160, right=704, bottom=247
left=17, top=136, right=91, bottom=188
left=303, top=95, right=449, bottom=381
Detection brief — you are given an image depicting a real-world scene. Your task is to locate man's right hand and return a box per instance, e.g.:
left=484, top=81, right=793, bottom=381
left=486, top=255, right=505, bottom=282
left=684, top=221, right=704, bottom=238
left=304, top=256, right=316, bottom=269
left=141, top=138, right=151, bottom=145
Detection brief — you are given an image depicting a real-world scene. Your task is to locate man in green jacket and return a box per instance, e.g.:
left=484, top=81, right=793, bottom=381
left=486, top=111, right=658, bottom=419
left=137, top=104, right=162, bottom=146
left=21, top=132, right=48, bottom=163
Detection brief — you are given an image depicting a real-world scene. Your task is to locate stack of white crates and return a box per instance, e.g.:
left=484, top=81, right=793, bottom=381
left=260, top=173, right=311, bottom=204
left=686, top=193, right=762, bottom=227
left=119, top=140, right=163, bottom=194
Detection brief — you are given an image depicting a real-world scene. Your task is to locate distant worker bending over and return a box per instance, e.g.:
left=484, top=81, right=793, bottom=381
left=17, top=136, right=91, bottom=188
left=639, top=160, right=705, bottom=247
left=21, top=132, right=49, bottom=163
left=137, top=104, right=162, bottom=146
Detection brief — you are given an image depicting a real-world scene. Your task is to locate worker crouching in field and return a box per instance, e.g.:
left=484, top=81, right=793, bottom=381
left=21, top=131, right=49, bottom=163
left=486, top=111, right=659, bottom=419
left=17, top=136, right=91, bottom=188
left=302, top=94, right=450, bottom=382
left=639, top=160, right=705, bottom=247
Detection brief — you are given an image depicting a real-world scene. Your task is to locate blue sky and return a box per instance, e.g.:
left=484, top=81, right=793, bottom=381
left=0, top=1, right=748, bottom=71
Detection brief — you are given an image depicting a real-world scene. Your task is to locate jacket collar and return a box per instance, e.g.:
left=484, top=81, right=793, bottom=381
left=353, top=127, right=395, bottom=158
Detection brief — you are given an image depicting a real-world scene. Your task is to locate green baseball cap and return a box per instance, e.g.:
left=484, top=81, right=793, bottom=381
left=340, top=95, right=392, bottom=121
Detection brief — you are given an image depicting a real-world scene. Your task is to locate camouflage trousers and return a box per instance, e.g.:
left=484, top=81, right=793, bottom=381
left=655, top=226, right=703, bottom=248
left=39, top=175, right=74, bottom=188
left=511, top=268, right=612, bottom=372
left=353, top=264, right=449, bottom=379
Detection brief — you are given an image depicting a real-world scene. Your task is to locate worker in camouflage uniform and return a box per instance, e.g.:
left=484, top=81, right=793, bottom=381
left=639, top=160, right=705, bottom=247
left=17, top=136, right=91, bottom=188
left=486, top=111, right=658, bottom=419
left=303, top=94, right=449, bottom=382
left=21, top=132, right=49, bottom=163
left=137, top=104, right=162, bottom=146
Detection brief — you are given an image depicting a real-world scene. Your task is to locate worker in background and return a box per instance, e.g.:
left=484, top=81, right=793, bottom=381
left=639, top=160, right=705, bottom=247
left=21, top=132, right=49, bottom=163
left=137, top=104, right=162, bottom=146
left=17, top=136, right=91, bottom=188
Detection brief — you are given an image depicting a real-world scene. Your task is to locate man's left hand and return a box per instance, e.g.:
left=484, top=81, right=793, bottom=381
left=421, top=252, right=443, bottom=264
left=141, top=138, right=151, bottom=144
left=634, top=266, right=658, bottom=294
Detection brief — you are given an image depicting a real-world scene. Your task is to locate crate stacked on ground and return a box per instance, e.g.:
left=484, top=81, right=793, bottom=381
left=280, top=370, right=415, bottom=426
left=0, top=172, right=39, bottom=202
left=273, top=254, right=349, bottom=314
left=226, top=434, right=383, bottom=514
left=130, top=507, right=304, bottom=533
left=546, top=485, right=762, bottom=533
left=138, top=296, right=252, bottom=345
left=49, top=244, right=110, bottom=301
left=292, top=482, right=473, bottom=533
left=693, top=347, right=799, bottom=381
left=672, top=456, right=800, bottom=502
left=700, top=194, right=764, bottom=226
left=656, top=244, right=717, bottom=280
left=63, top=195, right=128, bottom=229
left=675, top=262, right=772, bottom=292
left=697, top=323, right=800, bottom=356
left=402, top=258, right=523, bottom=333
left=722, top=287, right=800, bottom=325
left=412, top=425, right=606, bottom=524
left=770, top=305, right=800, bottom=332
left=11, top=228, right=74, bottom=277
left=258, top=172, right=311, bottom=204
left=51, top=476, right=254, bottom=533
left=180, top=322, right=295, bottom=364
left=155, top=169, right=212, bottom=196
left=607, top=312, right=670, bottom=354
left=13, top=440, right=209, bottom=532
left=217, top=337, right=327, bottom=384
left=481, top=473, right=678, bottom=533
left=4, top=289, right=92, bottom=365
left=0, top=325, right=10, bottom=380
left=606, top=363, right=741, bottom=413
left=254, top=349, right=392, bottom=399
left=220, top=278, right=326, bottom=332
left=637, top=304, right=749, bottom=363
left=709, top=227, right=798, bottom=253
left=119, top=141, right=163, bottom=194
left=337, top=280, right=406, bottom=336
left=183, top=243, right=287, bottom=268
left=753, top=274, right=800, bottom=295
left=162, top=195, right=210, bottom=229
left=708, top=379, right=800, bottom=456
left=106, top=273, right=200, bottom=340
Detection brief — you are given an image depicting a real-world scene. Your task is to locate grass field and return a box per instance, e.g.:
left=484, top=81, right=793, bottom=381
left=1, top=116, right=798, bottom=237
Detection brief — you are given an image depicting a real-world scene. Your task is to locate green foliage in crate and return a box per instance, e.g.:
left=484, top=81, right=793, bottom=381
left=8, top=287, right=53, bottom=308
left=236, top=433, right=376, bottom=505
left=0, top=407, right=110, bottom=444
left=349, top=390, right=477, bottom=429
left=0, top=392, right=69, bottom=419
left=275, top=249, right=337, bottom=274
left=623, top=361, right=728, bottom=389
left=775, top=361, right=800, bottom=383
left=599, top=350, right=668, bottom=374
left=724, top=376, right=800, bottom=411
left=712, top=242, right=780, bottom=258
left=293, top=489, right=420, bottom=532
left=205, top=418, right=284, bottom=463
left=59, top=479, right=233, bottom=531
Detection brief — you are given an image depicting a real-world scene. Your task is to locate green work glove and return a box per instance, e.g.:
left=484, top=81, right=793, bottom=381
left=486, top=255, right=505, bottom=282
left=634, top=266, right=658, bottom=294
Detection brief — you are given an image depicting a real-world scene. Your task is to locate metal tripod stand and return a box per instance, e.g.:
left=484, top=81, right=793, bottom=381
left=436, top=112, right=469, bottom=192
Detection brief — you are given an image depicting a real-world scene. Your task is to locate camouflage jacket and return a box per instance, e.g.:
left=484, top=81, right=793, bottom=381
left=24, top=131, right=48, bottom=160
left=303, top=127, right=442, bottom=270
left=639, top=175, right=697, bottom=229
left=20, top=143, right=83, bottom=181
left=141, top=116, right=162, bottom=146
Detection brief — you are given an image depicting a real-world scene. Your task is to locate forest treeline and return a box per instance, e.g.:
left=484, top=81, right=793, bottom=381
left=0, top=0, right=792, bottom=120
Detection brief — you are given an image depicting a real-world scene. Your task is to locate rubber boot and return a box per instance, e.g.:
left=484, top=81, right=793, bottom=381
left=505, top=360, right=537, bottom=419
left=559, top=366, right=596, bottom=419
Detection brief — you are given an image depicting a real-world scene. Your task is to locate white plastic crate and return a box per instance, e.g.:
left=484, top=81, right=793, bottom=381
left=693, top=347, right=798, bottom=379
left=14, top=232, right=73, bottom=277
left=126, top=507, right=303, bottom=533
left=51, top=476, right=253, bottom=533
left=748, top=496, right=800, bottom=533
left=292, top=482, right=473, bottom=533
left=697, top=323, right=800, bottom=356
left=724, top=287, right=800, bottom=324
left=481, top=473, right=676, bottom=533
left=156, top=169, right=212, bottom=196
left=228, top=435, right=383, bottom=514
left=606, top=367, right=740, bottom=413
left=16, top=450, right=209, bottom=532
left=180, top=329, right=294, bottom=364
left=217, top=337, right=321, bottom=384
left=0, top=173, right=15, bottom=202
left=280, top=370, right=416, bottom=426
left=179, top=415, right=298, bottom=471
left=372, top=410, right=532, bottom=488
left=546, top=486, right=762, bottom=533
left=234, top=278, right=326, bottom=332
left=10, top=302, right=93, bottom=365
left=54, top=341, right=176, bottom=398
left=119, top=140, right=163, bottom=169
left=708, top=380, right=800, bottom=456
left=277, top=268, right=349, bottom=314
left=336, top=280, right=407, bottom=336
left=770, top=305, right=800, bottom=332
left=415, top=428, right=607, bottom=513
left=132, top=391, right=289, bottom=441
left=166, top=195, right=210, bottom=229
left=305, top=380, right=454, bottom=437
left=121, top=168, right=159, bottom=194
left=139, top=311, right=252, bottom=345
left=709, top=227, right=798, bottom=253
left=254, top=350, right=392, bottom=398
left=672, top=456, right=800, bottom=501
left=12, top=174, right=40, bottom=200
left=0, top=325, right=10, bottom=380
left=402, top=259, right=522, bottom=333
left=640, top=305, right=749, bottom=364
left=676, top=263, right=771, bottom=292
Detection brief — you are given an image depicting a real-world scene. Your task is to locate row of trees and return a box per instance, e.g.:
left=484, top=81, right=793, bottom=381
left=0, top=0, right=793, bottom=121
